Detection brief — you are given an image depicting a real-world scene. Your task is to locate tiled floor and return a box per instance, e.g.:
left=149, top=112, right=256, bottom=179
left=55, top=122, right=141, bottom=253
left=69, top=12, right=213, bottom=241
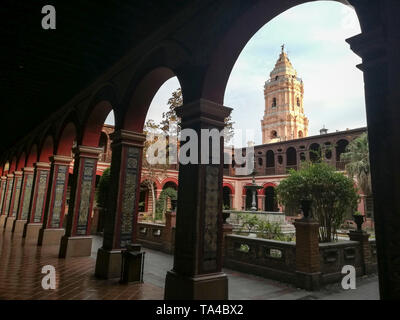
left=0, top=230, right=379, bottom=300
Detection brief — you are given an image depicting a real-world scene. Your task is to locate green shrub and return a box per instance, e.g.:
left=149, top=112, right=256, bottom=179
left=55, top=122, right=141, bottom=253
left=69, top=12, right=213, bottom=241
left=276, top=162, right=359, bottom=242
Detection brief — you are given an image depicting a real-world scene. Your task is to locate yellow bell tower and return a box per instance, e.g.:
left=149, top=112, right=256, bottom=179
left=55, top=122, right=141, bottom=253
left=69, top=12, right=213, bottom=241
left=261, top=46, right=309, bottom=144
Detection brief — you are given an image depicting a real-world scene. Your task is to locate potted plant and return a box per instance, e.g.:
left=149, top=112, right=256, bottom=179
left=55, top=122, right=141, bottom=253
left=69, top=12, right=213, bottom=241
left=353, top=211, right=365, bottom=231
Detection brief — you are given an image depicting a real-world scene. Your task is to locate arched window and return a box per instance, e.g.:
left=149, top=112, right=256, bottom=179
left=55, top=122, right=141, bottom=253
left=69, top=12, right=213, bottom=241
left=258, top=157, right=263, bottom=166
left=336, top=139, right=349, bottom=161
left=266, top=150, right=275, bottom=168
left=297, top=97, right=300, bottom=106
left=298, top=130, right=303, bottom=138
left=270, top=130, right=278, bottom=139
left=264, top=186, right=278, bottom=212
left=286, top=147, right=297, bottom=166
left=272, top=97, right=277, bottom=108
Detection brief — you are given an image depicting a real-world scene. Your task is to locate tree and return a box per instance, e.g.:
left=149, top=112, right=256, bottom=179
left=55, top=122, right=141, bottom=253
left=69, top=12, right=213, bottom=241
left=276, top=162, right=359, bottom=242
left=160, top=88, right=235, bottom=144
left=155, top=187, right=177, bottom=220
left=95, top=167, right=111, bottom=208
left=340, top=133, right=372, bottom=197
left=142, top=119, right=169, bottom=221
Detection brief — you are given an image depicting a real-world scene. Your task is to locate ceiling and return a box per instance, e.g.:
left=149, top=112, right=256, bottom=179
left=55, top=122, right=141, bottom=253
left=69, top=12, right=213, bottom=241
left=0, top=0, right=190, bottom=155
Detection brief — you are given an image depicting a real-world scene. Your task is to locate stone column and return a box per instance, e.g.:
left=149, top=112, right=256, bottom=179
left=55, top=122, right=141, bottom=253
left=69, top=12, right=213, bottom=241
left=294, top=218, right=321, bottom=291
left=0, top=176, right=7, bottom=224
left=347, top=19, right=400, bottom=299
left=13, top=167, right=34, bottom=234
left=241, top=195, right=246, bottom=210
left=349, top=230, right=376, bottom=275
left=59, top=146, right=102, bottom=258
left=38, top=156, right=71, bottom=246
left=229, top=194, right=234, bottom=210
left=258, top=195, right=265, bottom=211
left=0, top=174, right=14, bottom=229
left=95, top=130, right=145, bottom=279
left=23, top=162, right=51, bottom=242
left=164, top=99, right=232, bottom=300
left=163, top=210, right=177, bottom=254
left=5, top=171, right=23, bottom=231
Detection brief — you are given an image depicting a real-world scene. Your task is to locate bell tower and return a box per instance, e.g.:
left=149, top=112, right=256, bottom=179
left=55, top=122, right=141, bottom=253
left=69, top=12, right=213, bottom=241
left=261, top=46, right=309, bottom=144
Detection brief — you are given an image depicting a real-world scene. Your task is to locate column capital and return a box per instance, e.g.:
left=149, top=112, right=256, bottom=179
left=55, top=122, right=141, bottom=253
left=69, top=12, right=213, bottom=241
left=73, top=146, right=103, bottom=158
left=22, top=167, right=34, bottom=173
left=346, top=28, right=387, bottom=71
left=50, top=155, right=73, bottom=165
left=1, top=176, right=7, bottom=181
left=13, top=171, right=23, bottom=177
left=6, top=173, right=14, bottom=179
left=110, top=129, right=146, bottom=148
left=34, top=162, right=51, bottom=170
left=175, top=99, right=232, bottom=128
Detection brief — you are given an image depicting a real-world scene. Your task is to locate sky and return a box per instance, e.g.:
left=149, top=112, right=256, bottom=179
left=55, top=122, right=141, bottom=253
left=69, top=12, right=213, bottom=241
left=105, top=1, right=366, bottom=147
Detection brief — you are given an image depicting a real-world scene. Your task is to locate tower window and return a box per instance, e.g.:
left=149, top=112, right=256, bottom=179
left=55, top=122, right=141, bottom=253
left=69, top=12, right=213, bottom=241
left=297, top=97, right=300, bottom=106
left=270, top=131, right=278, bottom=139
left=272, top=98, right=277, bottom=108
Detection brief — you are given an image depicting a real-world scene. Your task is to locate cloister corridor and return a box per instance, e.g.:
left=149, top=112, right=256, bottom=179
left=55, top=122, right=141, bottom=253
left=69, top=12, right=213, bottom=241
left=0, top=231, right=378, bottom=300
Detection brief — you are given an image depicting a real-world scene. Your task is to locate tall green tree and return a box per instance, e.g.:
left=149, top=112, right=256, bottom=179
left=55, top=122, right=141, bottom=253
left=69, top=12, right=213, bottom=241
left=160, top=88, right=235, bottom=144
left=340, top=133, right=371, bottom=196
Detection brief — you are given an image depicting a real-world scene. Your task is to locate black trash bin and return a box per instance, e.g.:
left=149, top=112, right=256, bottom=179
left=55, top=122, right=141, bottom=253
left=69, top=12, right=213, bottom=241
left=120, top=244, right=145, bottom=283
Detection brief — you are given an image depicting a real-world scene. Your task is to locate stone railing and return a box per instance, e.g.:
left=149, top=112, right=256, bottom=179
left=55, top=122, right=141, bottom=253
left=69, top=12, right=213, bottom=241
left=319, top=240, right=363, bottom=284
left=137, top=222, right=165, bottom=251
left=136, top=211, right=176, bottom=254
left=223, top=231, right=377, bottom=290
left=224, top=234, right=297, bottom=284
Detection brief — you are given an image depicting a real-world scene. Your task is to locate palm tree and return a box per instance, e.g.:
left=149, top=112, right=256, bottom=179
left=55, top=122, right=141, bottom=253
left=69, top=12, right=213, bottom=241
left=340, top=132, right=373, bottom=216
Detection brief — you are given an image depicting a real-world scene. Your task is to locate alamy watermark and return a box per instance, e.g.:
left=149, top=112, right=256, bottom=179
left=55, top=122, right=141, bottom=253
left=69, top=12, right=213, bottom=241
left=145, top=120, right=255, bottom=175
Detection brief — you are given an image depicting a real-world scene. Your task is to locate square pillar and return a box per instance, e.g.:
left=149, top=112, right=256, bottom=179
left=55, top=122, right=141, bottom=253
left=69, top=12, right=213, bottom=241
left=347, top=25, right=400, bottom=299
left=349, top=230, right=375, bottom=275
left=23, top=162, right=51, bottom=242
left=95, top=130, right=145, bottom=279
left=258, top=195, right=265, bottom=211
left=163, top=211, right=177, bottom=253
left=38, top=156, right=71, bottom=246
left=164, top=99, right=232, bottom=300
left=5, top=171, right=23, bottom=231
left=294, top=218, right=321, bottom=291
left=13, top=167, right=34, bottom=235
left=0, top=176, right=7, bottom=228
left=59, top=146, right=102, bottom=258
left=1, top=174, right=14, bottom=229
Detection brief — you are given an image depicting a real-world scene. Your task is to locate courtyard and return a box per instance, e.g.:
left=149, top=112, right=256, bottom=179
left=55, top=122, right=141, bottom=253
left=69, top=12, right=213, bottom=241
left=0, top=231, right=378, bottom=300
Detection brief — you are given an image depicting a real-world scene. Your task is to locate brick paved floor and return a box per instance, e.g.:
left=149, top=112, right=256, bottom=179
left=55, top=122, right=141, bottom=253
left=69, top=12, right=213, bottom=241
left=0, top=230, right=379, bottom=300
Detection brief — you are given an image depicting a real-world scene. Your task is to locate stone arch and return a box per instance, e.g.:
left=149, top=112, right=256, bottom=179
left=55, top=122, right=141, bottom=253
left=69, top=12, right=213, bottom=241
left=122, top=67, right=182, bottom=133
left=16, top=151, right=26, bottom=171
left=80, top=84, right=118, bottom=147
left=38, top=134, right=55, bottom=163
left=200, top=0, right=359, bottom=104
left=26, top=144, right=38, bottom=168
left=55, top=111, right=80, bottom=157
left=161, top=177, right=179, bottom=190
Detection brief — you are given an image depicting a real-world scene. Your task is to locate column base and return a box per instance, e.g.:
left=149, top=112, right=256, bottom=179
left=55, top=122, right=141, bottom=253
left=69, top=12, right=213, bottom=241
left=0, top=215, right=6, bottom=229
left=38, top=228, right=65, bottom=246
left=59, top=235, right=92, bottom=258
left=295, top=271, right=321, bottom=291
left=164, top=270, right=228, bottom=300
left=95, top=248, right=122, bottom=279
left=5, top=217, right=16, bottom=232
left=24, top=223, right=42, bottom=243
left=12, top=219, right=27, bottom=235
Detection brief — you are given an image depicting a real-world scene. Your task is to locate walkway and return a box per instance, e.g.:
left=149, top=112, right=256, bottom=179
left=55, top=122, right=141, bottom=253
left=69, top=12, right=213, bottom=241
left=0, top=231, right=379, bottom=300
